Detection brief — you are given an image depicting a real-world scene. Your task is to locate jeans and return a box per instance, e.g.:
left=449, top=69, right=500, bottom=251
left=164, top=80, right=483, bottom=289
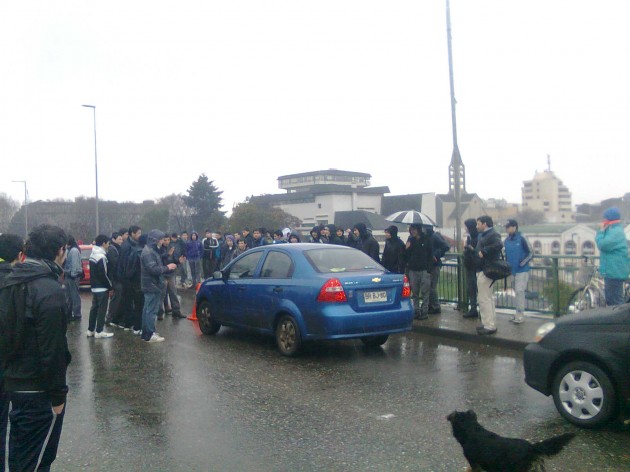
left=512, top=271, right=530, bottom=315
left=428, top=265, right=441, bottom=310
left=477, top=271, right=496, bottom=330
left=0, top=391, right=8, bottom=472
left=408, top=270, right=431, bottom=314
left=465, top=267, right=478, bottom=312
left=8, top=392, right=65, bottom=472
left=164, top=276, right=181, bottom=315
left=604, top=278, right=625, bottom=306
left=64, top=277, right=81, bottom=318
left=88, top=291, right=109, bottom=333
left=141, top=291, right=162, bottom=340
left=189, top=259, right=202, bottom=285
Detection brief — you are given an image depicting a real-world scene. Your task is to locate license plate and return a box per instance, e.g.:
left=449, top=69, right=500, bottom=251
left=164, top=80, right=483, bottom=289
left=364, top=291, right=387, bottom=303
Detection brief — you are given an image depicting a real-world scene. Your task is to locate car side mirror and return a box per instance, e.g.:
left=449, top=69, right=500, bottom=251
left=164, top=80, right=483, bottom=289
left=213, top=271, right=224, bottom=281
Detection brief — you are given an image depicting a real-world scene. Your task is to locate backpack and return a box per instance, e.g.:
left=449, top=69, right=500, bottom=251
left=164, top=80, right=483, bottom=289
left=0, top=282, right=30, bottom=365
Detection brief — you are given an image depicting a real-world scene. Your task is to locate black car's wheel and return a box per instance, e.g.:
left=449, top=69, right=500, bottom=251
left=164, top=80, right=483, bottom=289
left=552, top=361, right=617, bottom=428
left=275, top=315, right=302, bottom=357
left=361, top=335, right=389, bottom=347
left=197, top=300, right=221, bottom=335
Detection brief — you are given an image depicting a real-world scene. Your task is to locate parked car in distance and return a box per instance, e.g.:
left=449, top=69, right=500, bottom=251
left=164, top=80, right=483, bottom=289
left=524, top=304, right=630, bottom=428
left=79, top=244, right=92, bottom=287
left=195, top=243, right=414, bottom=356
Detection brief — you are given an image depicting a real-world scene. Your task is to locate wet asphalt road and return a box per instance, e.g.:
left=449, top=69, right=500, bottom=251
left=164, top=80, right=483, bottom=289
left=54, top=292, right=629, bottom=471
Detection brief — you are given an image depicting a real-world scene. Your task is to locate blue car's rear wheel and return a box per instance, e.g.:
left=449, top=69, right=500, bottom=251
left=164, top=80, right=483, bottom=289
left=361, top=335, right=389, bottom=347
left=197, top=300, right=221, bottom=335
left=275, top=315, right=302, bottom=357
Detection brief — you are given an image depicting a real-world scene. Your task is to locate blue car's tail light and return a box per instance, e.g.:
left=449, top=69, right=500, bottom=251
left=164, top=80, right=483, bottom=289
left=402, top=275, right=411, bottom=298
left=317, top=278, right=348, bottom=303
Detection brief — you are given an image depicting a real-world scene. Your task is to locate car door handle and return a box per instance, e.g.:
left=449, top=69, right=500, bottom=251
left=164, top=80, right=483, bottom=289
left=273, top=287, right=283, bottom=293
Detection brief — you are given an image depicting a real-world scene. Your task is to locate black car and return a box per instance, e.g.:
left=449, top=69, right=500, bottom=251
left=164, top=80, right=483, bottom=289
left=524, top=304, right=630, bottom=428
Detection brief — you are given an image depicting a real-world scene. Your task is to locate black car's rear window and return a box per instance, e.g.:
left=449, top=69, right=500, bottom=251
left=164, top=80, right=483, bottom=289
left=304, top=248, right=383, bottom=273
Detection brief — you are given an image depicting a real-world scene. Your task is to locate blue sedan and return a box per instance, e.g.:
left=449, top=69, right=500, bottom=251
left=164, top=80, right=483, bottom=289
left=195, top=243, right=414, bottom=356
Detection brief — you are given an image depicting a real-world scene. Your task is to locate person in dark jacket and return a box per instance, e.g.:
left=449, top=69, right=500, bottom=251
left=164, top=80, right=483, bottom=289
left=424, top=225, right=450, bottom=315
left=474, top=216, right=503, bottom=335
left=403, top=224, right=433, bottom=319
left=186, top=231, right=203, bottom=285
left=309, top=227, right=323, bottom=244
left=462, top=218, right=480, bottom=319
left=106, top=232, right=124, bottom=327
left=87, top=235, right=114, bottom=338
left=202, top=230, right=219, bottom=278
left=118, top=225, right=144, bottom=333
left=140, top=230, right=177, bottom=342
left=353, top=223, right=380, bottom=263
left=0, top=233, right=24, bottom=470
left=63, top=235, right=82, bottom=320
left=381, top=225, right=405, bottom=273
left=219, top=235, right=238, bottom=269
left=288, top=233, right=301, bottom=243
left=0, top=225, right=71, bottom=472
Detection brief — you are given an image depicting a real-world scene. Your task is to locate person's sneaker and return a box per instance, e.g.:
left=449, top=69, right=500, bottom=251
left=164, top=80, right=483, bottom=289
left=132, top=329, right=142, bottom=336
left=95, top=331, right=114, bottom=339
left=172, top=312, right=187, bottom=319
left=510, top=316, right=525, bottom=324
left=157, top=314, right=164, bottom=321
left=123, top=326, right=132, bottom=331
left=145, top=333, right=165, bottom=343
left=86, top=330, right=95, bottom=337
left=462, top=310, right=479, bottom=319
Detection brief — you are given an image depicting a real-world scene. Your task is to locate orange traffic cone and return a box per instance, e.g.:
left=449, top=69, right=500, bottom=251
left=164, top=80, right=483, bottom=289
left=187, top=283, right=201, bottom=321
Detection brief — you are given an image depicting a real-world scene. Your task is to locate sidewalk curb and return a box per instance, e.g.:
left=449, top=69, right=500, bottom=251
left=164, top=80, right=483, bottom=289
left=411, top=324, right=529, bottom=351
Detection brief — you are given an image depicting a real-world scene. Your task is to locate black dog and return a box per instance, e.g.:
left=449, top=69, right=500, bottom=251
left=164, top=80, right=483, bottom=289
left=447, top=410, right=575, bottom=472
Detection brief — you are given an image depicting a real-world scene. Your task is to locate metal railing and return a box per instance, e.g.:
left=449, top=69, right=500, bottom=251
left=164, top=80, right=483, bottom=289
left=437, top=254, right=600, bottom=317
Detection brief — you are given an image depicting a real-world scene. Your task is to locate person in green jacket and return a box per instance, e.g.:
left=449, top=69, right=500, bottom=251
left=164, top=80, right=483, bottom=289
left=595, top=207, right=629, bottom=306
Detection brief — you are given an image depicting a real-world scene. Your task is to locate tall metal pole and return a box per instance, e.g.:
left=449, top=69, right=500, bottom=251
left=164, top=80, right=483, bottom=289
left=82, top=104, right=99, bottom=235
left=12, top=180, right=28, bottom=238
left=446, top=0, right=462, bottom=251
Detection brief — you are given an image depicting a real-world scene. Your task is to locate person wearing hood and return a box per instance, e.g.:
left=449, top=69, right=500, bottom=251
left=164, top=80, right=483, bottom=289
left=333, top=226, right=347, bottom=246
left=381, top=225, right=405, bottom=273
left=118, top=225, right=144, bottom=333
left=325, top=224, right=343, bottom=245
left=186, top=231, right=203, bottom=286
left=140, top=230, right=177, bottom=342
left=219, top=235, right=238, bottom=269
left=289, top=232, right=301, bottom=243
left=63, top=235, right=83, bottom=320
left=0, top=225, right=71, bottom=472
left=595, top=207, right=629, bottom=306
left=352, top=223, right=380, bottom=263
left=309, top=227, right=323, bottom=243
left=462, top=218, right=480, bottom=319
left=87, top=235, right=114, bottom=339
left=424, top=225, right=450, bottom=315
left=403, top=223, right=433, bottom=319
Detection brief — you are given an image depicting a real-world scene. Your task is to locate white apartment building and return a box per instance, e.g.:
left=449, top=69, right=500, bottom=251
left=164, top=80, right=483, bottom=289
left=522, top=170, right=574, bottom=223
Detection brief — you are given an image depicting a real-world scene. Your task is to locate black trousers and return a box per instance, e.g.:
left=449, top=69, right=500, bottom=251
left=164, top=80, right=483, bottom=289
left=8, top=392, right=65, bottom=472
left=88, top=291, right=109, bottom=333
left=0, top=391, right=8, bottom=472
left=121, top=282, right=144, bottom=330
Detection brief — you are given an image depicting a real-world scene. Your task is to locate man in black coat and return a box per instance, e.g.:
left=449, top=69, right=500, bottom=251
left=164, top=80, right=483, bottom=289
left=381, top=225, right=405, bottom=273
left=0, top=225, right=71, bottom=472
left=403, top=224, right=433, bottom=320
left=473, top=216, right=503, bottom=335
left=352, top=223, right=380, bottom=263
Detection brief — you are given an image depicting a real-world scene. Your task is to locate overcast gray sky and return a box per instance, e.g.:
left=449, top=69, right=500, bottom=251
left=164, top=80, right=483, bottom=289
left=1, top=1, right=628, bottom=214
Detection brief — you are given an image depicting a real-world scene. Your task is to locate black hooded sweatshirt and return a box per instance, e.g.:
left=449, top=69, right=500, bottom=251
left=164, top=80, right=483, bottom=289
left=381, top=226, right=405, bottom=273
left=0, top=258, right=71, bottom=407
left=353, top=223, right=380, bottom=263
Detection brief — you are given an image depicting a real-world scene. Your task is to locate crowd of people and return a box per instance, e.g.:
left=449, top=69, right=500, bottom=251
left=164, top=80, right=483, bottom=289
left=0, top=206, right=627, bottom=470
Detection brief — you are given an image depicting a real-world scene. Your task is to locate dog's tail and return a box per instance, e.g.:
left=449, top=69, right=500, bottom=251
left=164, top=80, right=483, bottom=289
left=532, top=432, right=576, bottom=456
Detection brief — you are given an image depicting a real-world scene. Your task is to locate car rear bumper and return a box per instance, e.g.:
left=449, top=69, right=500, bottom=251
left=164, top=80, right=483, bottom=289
left=523, top=342, right=559, bottom=396
left=303, top=301, right=414, bottom=340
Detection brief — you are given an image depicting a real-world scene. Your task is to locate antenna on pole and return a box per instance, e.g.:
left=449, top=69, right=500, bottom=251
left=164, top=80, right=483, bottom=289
left=547, top=154, right=551, bottom=172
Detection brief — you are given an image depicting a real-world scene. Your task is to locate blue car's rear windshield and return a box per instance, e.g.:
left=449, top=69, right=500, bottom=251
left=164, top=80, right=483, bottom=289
left=303, top=248, right=383, bottom=273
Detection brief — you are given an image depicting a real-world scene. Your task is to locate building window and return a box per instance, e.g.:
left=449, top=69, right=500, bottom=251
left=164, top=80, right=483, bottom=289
left=565, top=240, right=577, bottom=255
left=582, top=241, right=595, bottom=256
left=551, top=241, right=561, bottom=255
left=533, top=241, right=542, bottom=255
left=317, top=203, right=322, bottom=209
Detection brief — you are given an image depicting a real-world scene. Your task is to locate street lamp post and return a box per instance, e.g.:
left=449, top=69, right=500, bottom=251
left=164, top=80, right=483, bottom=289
left=11, top=180, right=28, bottom=238
left=82, top=104, right=99, bottom=235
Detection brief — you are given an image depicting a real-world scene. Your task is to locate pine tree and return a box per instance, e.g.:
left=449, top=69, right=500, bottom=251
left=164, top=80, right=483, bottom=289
left=182, top=174, right=226, bottom=232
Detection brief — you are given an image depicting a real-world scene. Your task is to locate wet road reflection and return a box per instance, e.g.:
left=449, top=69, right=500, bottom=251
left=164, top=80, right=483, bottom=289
left=57, top=293, right=629, bottom=471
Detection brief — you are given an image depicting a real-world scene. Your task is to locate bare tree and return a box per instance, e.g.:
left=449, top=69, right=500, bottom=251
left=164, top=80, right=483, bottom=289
left=0, top=193, right=20, bottom=234
left=159, top=194, right=193, bottom=233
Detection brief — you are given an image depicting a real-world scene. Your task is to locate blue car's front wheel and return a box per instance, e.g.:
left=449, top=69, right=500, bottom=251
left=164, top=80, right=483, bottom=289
left=197, top=300, right=221, bottom=335
left=275, top=315, right=302, bottom=357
